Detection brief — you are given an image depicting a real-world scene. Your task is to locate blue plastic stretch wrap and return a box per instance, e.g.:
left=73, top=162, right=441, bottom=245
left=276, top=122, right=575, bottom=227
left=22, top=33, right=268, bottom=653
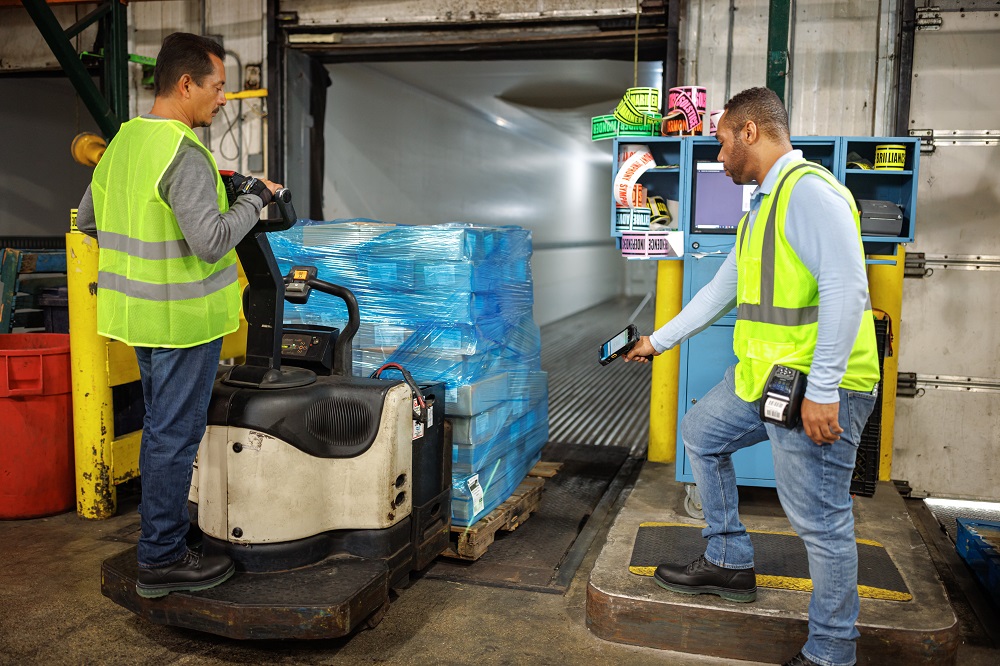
left=269, top=220, right=548, bottom=527
left=271, top=221, right=533, bottom=327
left=451, top=444, right=546, bottom=527
left=453, top=391, right=549, bottom=474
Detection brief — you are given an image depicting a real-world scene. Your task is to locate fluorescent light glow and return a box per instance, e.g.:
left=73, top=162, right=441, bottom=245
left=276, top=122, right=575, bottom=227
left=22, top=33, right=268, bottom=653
left=925, top=498, right=1000, bottom=511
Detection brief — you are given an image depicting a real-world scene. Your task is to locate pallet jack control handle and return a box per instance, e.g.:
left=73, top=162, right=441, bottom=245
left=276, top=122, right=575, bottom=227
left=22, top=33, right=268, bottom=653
left=294, top=277, right=359, bottom=378
left=247, top=187, right=296, bottom=234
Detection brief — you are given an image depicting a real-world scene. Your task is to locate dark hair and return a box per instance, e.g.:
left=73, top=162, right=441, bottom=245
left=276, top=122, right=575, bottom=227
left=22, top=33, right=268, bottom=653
left=722, top=87, right=790, bottom=141
left=153, top=32, right=226, bottom=97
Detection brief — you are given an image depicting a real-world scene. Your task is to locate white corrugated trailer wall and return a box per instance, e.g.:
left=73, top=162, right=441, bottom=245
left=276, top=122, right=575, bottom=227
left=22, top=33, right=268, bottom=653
left=318, top=59, right=649, bottom=327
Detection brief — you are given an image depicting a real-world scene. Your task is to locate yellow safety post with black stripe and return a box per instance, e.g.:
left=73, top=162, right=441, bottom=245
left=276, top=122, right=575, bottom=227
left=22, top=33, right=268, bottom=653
left=866, top=245, right=905, bottom=481
left=648, top=260, right=683, bottom=463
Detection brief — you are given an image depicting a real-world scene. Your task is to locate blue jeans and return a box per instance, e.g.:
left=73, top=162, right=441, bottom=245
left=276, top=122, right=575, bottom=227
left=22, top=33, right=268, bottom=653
left=134, top=338, right=223, bottom=568
left=681, top=365, right=877, bottom=666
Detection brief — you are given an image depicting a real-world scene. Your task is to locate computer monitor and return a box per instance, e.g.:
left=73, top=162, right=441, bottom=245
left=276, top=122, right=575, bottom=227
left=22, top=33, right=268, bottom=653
left=692, top=162, right=756, bottom=234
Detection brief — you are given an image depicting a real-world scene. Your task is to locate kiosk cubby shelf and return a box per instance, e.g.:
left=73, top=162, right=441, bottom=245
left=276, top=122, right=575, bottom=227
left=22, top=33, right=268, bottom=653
left=845, top=136, right=920, bottom=244
left=610, top=137, right=685, bottom=240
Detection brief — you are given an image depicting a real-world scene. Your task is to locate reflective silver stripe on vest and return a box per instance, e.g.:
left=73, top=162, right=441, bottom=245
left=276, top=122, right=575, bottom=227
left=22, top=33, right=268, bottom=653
left=738, top=302, right=819, bottom=326
left=98, top=263, right=237, bottom=301
left=97, top=230, right=194, bottom=260
left=744, top=163, right=830, bottom=326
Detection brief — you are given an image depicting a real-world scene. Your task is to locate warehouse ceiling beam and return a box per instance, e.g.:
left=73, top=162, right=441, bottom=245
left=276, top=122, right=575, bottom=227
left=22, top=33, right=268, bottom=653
left=766, top=0, right=791, bottom=103
left=19, top=0, right=126, bottom=138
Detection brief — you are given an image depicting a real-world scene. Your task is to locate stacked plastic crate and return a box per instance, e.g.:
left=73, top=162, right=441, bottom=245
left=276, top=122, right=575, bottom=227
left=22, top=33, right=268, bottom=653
left=271, top=221, right=549, bottom=527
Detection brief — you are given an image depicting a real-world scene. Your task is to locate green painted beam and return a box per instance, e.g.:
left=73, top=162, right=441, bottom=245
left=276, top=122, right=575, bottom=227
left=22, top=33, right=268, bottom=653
left=105, top=0, right=129, bottom=125
left=20, top=0, right=122, bottom=138
left=766, top=0, right=791, bottom=104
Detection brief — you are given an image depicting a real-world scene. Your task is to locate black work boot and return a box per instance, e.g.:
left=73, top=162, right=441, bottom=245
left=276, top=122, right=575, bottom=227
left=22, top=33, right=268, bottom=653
left=783, top=652, right=822, bottom=666
left=653, top=554, right=757, bottom=603
left=136, top=550, right=235, bottom=599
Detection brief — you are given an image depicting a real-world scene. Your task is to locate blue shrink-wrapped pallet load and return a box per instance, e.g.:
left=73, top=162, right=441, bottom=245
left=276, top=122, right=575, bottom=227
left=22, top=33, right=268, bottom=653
left=271, top=220, right=549, bottom=527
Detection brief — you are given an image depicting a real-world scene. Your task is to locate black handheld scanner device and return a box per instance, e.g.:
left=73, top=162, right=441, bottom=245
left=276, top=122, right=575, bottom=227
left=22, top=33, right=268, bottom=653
left=599, top=324, right=641, bottom=366
left=220, top=170, right=297, bottom=231
left=760, top=365, right=808, bottom=428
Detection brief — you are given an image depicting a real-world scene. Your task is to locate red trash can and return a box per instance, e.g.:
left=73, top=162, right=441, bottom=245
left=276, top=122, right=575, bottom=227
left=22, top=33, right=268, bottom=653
left=0, top=333, right=75, bottom=519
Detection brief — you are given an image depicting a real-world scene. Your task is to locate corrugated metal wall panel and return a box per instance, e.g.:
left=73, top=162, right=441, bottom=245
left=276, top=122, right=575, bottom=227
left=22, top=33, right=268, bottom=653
left=788, top=0, right=880, bottom=136
left=680, top=0, right=881, bottom=136
left=128, top=1, right=269, bottom=173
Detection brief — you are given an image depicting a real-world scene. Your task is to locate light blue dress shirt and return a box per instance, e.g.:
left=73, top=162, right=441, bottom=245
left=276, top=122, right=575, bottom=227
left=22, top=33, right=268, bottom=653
left=648, top=149, right=870, bottom=404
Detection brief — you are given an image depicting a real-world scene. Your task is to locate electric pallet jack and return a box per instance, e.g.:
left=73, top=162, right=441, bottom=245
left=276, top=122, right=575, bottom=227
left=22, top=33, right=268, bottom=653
left=101, top=179, right=452, bottom=639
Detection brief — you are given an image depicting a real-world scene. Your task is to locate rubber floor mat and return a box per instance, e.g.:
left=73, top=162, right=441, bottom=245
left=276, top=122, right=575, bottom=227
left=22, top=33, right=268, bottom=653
left=629, top=522, right=911, bottom=601
left=425, top=442, right=631, bottom=593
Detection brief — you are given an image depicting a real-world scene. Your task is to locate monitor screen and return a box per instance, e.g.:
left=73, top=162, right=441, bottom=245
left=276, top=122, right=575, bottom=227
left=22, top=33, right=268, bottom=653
left=692, top=162, right=756, bottom=234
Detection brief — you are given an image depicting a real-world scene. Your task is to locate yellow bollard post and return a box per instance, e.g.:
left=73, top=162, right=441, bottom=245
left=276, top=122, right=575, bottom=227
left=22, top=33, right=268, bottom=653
left=866, top=245, right=905, bottom=481
left=67, top=229, right=117, bottom=518
left=647, top=260, right=683, bottom=462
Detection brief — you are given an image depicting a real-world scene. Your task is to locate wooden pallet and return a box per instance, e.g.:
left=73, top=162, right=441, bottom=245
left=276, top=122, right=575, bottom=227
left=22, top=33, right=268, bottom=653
left=442, top=461, right=563, bottom=561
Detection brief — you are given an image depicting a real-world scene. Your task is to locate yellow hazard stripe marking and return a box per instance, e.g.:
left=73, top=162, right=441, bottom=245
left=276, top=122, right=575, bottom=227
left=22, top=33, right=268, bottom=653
left=636, top=522, right=885, bottom=548
left=627, top=567, right=912, bottom=601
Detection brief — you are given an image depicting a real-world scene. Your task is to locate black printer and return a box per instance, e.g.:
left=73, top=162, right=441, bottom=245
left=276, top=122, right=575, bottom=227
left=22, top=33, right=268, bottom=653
left=857, top=199, right=904, bottom=236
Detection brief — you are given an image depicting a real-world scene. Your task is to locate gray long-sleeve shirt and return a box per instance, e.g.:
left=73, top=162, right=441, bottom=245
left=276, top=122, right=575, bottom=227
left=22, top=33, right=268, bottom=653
left=76, top=115, right=263, bottom=264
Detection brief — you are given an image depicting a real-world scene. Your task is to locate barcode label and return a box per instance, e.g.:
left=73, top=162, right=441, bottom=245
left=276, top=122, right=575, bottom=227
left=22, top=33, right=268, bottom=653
left=467, top=474, right=485, bottom=515
left=764, top=397, right=786, bottom=422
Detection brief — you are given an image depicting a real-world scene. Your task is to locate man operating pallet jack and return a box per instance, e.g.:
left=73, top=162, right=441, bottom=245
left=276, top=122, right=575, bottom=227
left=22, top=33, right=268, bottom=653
left=76, top=32, right=281, bottom=597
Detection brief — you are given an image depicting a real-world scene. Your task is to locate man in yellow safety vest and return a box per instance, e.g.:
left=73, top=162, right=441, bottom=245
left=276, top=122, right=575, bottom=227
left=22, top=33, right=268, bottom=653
left=627, top=87, right=879, bottom=666
left=76, top=32, right=282, bottom=598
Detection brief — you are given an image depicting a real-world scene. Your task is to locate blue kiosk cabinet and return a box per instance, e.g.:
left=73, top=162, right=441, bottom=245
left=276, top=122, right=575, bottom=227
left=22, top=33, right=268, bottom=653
left=611, top=134, right=920, bottom=516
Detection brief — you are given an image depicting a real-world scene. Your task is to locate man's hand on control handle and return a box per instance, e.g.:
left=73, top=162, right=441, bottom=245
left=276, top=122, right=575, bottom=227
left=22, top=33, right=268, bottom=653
left=801, top=398, right=843, bottom=445
left=238, top=176, right=283, bottom=206
left=624, top=336, right=659, bottom=363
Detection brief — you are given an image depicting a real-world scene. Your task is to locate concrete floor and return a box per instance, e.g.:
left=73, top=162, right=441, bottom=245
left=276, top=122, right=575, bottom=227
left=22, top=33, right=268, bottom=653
left=0, top=489, right=759, bottom=666
left=2, top=476, right=998, bottom=666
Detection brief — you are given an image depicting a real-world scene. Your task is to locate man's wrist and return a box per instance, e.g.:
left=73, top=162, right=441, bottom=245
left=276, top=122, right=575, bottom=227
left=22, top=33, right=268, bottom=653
left=238, top=176, right=272, bottom=206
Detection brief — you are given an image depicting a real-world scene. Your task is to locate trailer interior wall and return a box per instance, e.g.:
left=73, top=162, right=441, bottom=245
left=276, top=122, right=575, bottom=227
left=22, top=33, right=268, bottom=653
left=316, top=60, right=661, bottom=326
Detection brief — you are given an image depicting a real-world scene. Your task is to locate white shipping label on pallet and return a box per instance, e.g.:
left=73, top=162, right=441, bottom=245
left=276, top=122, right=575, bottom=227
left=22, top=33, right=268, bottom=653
left=467, top=474, right=485, bottom=515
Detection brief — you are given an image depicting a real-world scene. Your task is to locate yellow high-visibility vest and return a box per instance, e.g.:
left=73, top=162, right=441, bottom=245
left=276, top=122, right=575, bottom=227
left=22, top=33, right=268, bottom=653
left=91, top=117, right=240, bottom=348
left=733, top=159, right=880, bottom=401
